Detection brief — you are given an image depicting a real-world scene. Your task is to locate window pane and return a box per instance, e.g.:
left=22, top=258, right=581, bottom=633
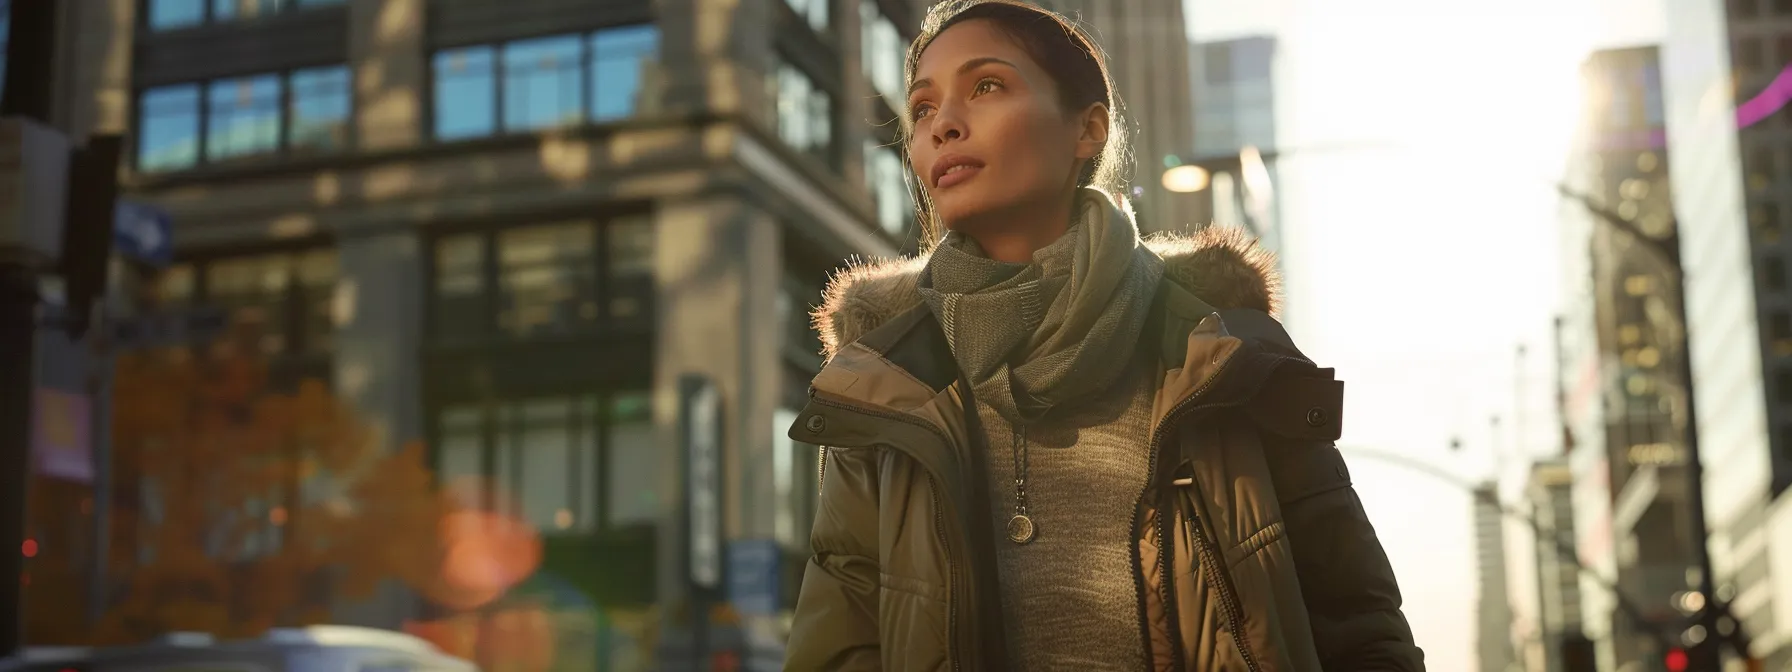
left=515, top=400, right=573, bottom=533
left=440, top=405, right=485, bottom=486
left=296, top=249, right=337, bottom=353
left=773, top=408, right=798, bottom=548
left=138, top=84, right=202, bottom=172
left=810, top=89, right=833, bottom=155
left=591, top=25, right=659, bottom=121
left=434, top=234, right=488, bottom=337
left=433, top=46, right=497, bottom=140
left=607, top=393, right=656, bottom=527
left=860, top=2, right=903, bottom=103
left=289, top=65, right=351, bottom=153
left=155, top=264, right=197, bottom=306
left=495, top=407, right=520, bottom=520
left=785, top=0, right=827, bottom=31
left=502, top=34, right=584, bottom=132
left=213, top=0, right=288, bottom=21
left=777, top=63, right=832, bottom=160
left=148, top=0, right=205, bottom=30
left=580, top=395, right=601, bottom=527
left=498, top=223, right=598, bottom=338
left=206, top=74, right=281, bottom=161
left=606, top=217, right=653, bottom=324
left=864, top=141, right=911, bottom=236
left=777, top=64, right=811, bottom=150
left=207, top=255, right=293, bottom=355
left=1, top=0, right=11, bottom=94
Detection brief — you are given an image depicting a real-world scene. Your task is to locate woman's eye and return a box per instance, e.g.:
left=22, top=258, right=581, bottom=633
left=912, top=103, right=934, bottom=120
left=973, top=78, right=1003, bottom=96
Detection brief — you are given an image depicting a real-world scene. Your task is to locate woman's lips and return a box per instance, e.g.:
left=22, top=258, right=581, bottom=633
left=936, top=164, right=982, bottom=189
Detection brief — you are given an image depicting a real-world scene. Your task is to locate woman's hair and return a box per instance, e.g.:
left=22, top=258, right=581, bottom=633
left=900, top=0, right=1132, bottom=246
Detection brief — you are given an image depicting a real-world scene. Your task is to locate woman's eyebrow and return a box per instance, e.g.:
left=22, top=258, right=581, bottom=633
left=908, top=56, right=1020, bottom=97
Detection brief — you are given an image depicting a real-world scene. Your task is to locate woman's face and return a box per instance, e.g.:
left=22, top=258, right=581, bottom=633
left=906, top=19, right=1104, bottom=231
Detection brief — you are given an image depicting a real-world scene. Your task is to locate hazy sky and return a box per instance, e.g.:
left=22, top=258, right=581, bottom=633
left=1180, top=0, right=1664, bottom=669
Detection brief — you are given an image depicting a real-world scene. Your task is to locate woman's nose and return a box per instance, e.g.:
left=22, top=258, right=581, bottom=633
left=930, top=106, right=967, bottom=145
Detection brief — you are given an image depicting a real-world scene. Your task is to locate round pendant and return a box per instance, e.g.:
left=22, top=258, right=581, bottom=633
left=1006, top=514, right=1037, bottom=544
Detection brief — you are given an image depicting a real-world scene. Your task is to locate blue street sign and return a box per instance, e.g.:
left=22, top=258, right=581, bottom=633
left=726, top=539, right=782, bottom=617
left=114, top=200, right=172, bottom=266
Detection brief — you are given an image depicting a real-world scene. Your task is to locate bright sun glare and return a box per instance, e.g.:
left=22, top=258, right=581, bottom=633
left=1224, top=3, right=1607, bottom=670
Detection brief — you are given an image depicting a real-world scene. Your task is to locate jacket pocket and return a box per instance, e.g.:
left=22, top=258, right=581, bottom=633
left=1172, top=487, right=1250, bottom=672
left=878, top=573, right=950, bottom=671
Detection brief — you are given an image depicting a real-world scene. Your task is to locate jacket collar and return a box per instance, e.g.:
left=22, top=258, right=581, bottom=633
left=811, top=225, right=1283, bottom=365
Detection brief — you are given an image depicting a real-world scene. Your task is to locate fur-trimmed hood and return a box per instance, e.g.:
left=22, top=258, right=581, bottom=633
left=811, top=226, right=1281, bottom=361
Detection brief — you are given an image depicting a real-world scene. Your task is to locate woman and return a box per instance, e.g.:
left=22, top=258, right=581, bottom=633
left=784, top=1, right=1424, bottom=670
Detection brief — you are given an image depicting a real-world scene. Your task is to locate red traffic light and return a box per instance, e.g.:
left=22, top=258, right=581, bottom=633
left=1665, top=647, right=1688, bottom=672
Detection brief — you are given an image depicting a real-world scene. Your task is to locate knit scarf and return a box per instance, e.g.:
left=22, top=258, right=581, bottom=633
left=918, top=188, right=1164, bottom=425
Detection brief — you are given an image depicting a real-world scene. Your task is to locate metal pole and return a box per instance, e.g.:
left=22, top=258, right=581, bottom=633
left=1343, top=445, right=1674, bottom=650
left=0, top=265, right=39, bottom=659
left=1670, top=273, right=1721, bottom=670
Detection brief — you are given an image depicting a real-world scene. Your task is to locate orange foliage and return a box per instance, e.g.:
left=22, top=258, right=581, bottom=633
left=25, top=322, right=452, bottom=645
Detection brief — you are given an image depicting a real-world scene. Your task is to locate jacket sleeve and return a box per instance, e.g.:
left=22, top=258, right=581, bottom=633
left=785, top=446, right=882, bottom=671
left=1256, top=374, right=1427, bottom=671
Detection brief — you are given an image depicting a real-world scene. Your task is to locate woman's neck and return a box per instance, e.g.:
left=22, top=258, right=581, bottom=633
left=963, top=191, right=1079, bottom=263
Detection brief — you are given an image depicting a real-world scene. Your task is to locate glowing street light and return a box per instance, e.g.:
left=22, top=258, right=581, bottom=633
left=1161, top=164, right=1211, bottom=193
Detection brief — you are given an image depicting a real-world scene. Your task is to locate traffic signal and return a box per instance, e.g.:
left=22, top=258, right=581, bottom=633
left=1664, top=647, right=1688, bottom=672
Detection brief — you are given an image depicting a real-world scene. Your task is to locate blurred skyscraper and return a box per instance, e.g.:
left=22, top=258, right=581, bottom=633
left=1561, top=45, right=1709, bottom=670
left=1702, top=0, right=1792, bottom=667
left=1474, top=482, right=1521, bottom=672
left=1523, top=459, right=1584, bottom=672
left=1188, top=35, right=1286, bottom=318
left=33, top=0, right=924, bottom=667
left=1638, top=0, right=1792, bottom=666
left=1043, top=0, right=1199, bottom=233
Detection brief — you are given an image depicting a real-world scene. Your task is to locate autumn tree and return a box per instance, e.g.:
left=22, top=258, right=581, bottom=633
left=25, top=321, right=455, bottom=645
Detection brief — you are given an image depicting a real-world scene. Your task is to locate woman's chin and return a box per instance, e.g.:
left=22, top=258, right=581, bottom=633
left=934, top=194, right=1008, bottom=232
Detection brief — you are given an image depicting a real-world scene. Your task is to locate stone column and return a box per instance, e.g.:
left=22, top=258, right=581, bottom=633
left=52, top=0, right=136, bottom=139
left=349, top=0, right=427, bottom=151
left=327, top=230, right=425, bottom=628
left=654, top=0, right=776, bottom=126
left=651, top=191, right=782, bottom=661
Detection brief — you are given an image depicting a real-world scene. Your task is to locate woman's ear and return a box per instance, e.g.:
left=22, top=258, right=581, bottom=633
left=1074, top=102, right=1110, bottom=161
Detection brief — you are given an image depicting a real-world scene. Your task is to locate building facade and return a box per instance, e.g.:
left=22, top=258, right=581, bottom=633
left=1523, top=459, right=1584, bottom=672
left=1044, top=0, right=1200, bottom=234
left=1475, top=482, right=1522, bottom=672
left=1187, top=35, right=1285, bottom=317
left=1569, top=46, right=1705, bottom=670
left=32, top=0, right=922, bottom=667
left=1706, top=0, right=1792, bottom=665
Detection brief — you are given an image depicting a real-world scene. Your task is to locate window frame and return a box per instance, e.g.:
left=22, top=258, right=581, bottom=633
left=424, top=213, right=655, bottom=345
left=426, top=23, right=661, bottom=144
left=431, top=390, right=653, bottom=535
left=772, top=56, right=840, bottom=169
left=132, top=62, right=355, bottom=173
left=151, top=243, right=340, bottom=387
left=141, top=0, right=345, bottom=32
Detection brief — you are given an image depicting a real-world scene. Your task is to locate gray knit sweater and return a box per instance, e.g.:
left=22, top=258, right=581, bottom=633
left=977, top=349, right=1157, bottom=670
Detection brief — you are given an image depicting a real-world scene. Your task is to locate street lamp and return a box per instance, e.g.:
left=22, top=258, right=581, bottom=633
left=1160, top=164, right=1211, bottom=194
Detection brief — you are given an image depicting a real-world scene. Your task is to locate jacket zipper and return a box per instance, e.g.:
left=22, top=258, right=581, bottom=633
left=1141, top=351, right=1296, bottom=672
left=806, top=393, right=968, bottom=672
